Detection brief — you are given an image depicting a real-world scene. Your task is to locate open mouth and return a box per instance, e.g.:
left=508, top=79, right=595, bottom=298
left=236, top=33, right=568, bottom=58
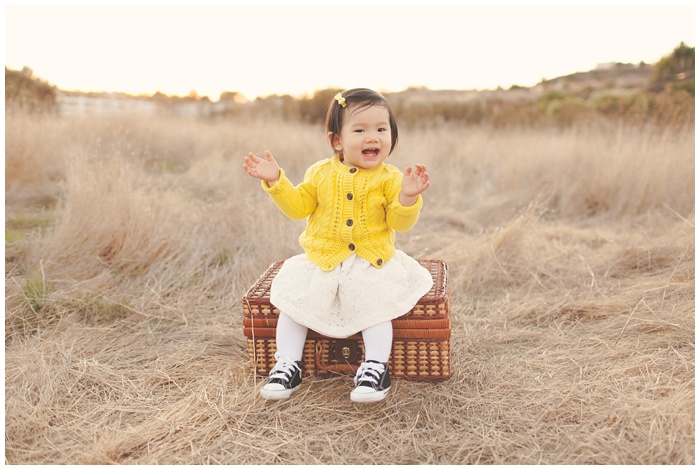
left=362, top=148, right=380, bottom=158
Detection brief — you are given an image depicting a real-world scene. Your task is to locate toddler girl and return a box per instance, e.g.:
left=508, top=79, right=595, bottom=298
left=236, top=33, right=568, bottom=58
left=243, top=88, right=432, bottom=403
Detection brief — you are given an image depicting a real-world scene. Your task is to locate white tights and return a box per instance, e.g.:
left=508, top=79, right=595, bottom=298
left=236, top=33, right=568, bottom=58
left=275, top=312, right=393, bottom=363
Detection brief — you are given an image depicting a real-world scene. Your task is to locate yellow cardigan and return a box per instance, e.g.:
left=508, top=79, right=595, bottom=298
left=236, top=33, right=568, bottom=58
left=263, top=155, right=423, bottom=271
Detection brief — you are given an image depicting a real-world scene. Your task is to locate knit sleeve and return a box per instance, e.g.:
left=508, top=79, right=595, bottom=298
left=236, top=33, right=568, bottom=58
left=262, top=166, right=318, bottom=220
left=384, top=169, right=423, bottom=232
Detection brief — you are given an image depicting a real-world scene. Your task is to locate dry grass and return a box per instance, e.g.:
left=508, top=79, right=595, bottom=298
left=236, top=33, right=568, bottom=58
left=4, top=110, right=694, bottom=464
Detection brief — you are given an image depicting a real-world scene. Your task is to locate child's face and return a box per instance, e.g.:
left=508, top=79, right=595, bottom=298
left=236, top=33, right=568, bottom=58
left=329, top=103, right=392, bottom=169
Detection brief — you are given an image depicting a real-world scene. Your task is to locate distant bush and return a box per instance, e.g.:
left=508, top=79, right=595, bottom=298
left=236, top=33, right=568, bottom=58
left=388, top=88, right=693, bottom=129
left=652, top=42, right=694, bottom=94
left=5, top=67, right=57, bottom=113
left=297, top=88, right=343, bottom=123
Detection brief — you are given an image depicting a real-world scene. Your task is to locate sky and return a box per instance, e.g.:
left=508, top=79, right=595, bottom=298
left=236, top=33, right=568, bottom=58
left=3, top=2, right=696, bottom=101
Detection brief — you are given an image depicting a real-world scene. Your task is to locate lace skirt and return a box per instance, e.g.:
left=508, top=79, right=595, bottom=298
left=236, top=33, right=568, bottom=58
left=270, top=251, right=433, bottom=338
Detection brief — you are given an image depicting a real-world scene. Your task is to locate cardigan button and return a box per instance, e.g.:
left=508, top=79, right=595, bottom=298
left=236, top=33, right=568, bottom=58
left=348, top=243, right=355, bottom=251
left=349, top=168, right=357, bottom=173
left=347, top=193, right=353, bottom=200
left=377, top=259, right=383, bottom=266
left=346, top=219, right=353, bottom=226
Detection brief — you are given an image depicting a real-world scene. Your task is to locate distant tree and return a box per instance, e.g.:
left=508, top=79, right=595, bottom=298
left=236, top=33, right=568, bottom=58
left=219, top=91, right=243, bottom=103
left=152, top=91, right=168, bottom=101
left=298, top=88, right=343, bottom=123
left=5, top=66, right=56, bottom=113
left=653, top=42, right=695, bottom=85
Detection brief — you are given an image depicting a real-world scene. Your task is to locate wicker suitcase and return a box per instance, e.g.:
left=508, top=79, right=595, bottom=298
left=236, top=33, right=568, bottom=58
left=242, top=259, right=450, bottom=382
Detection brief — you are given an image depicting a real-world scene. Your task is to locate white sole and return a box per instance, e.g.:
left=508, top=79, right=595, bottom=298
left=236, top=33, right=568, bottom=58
left=260, top=384, right=300, bottom=400
left=350, top=386, right=390, bottom=403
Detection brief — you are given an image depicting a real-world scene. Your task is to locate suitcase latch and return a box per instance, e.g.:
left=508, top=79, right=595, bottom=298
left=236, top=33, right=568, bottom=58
left=333, top=340, right=359, bottom=363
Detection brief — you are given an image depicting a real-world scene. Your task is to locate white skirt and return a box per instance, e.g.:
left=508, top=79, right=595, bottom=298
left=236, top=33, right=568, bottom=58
left=270, top=251, right=433, bottom=338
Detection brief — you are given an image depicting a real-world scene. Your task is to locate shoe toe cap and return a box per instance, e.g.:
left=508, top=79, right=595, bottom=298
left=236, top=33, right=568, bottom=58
left=351, top=385, right=377, bottom=395
left=350, top=386, right=389, bottom=403
left=262, top=383, right=287, bottom=392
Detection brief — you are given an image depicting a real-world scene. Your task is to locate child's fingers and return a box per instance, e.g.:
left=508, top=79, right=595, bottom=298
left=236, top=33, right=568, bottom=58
left=243, top=155, right=253, bottom=170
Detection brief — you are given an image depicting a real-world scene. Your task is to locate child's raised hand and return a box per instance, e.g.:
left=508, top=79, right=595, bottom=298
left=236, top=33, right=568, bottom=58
left=243, top=150, right=280, bottom=184
left=401, top=164, right=431, bottom=198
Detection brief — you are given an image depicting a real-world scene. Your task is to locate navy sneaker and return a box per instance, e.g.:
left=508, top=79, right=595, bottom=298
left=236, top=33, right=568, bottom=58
left=350, top=360, right=391, bottom=403
left=260, top=353, right=302, bottom=400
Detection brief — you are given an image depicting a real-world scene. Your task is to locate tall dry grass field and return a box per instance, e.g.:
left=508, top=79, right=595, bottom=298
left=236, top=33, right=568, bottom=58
left=5, top=109, right=694, bottom=464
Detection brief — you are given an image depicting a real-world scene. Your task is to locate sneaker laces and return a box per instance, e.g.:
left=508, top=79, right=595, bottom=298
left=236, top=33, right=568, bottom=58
left=269, top=352, right=300, bottom=381
left=354, top=361, right=385, bottom=386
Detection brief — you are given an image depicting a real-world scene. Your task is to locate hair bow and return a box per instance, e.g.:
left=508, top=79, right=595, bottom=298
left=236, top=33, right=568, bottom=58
left=334, top=92, right=346, bottom=108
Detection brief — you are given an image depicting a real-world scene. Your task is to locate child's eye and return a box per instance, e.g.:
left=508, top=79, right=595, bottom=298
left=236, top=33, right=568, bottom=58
left=378, top=127, right=387, bottom=132
left=354, top=129, right=365, bottom=133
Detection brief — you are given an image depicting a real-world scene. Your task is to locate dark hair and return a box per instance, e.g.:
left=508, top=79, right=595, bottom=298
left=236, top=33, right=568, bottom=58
left=325, top=88, right=399, bottom=155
